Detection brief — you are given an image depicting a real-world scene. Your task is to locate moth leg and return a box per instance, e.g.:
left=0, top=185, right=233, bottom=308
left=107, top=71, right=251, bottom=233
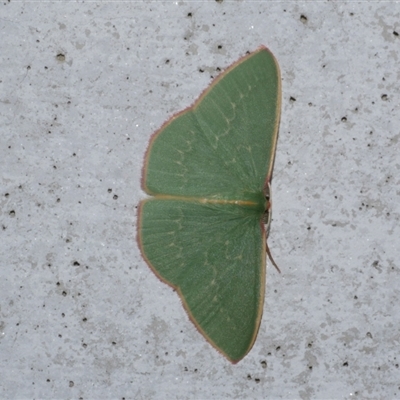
left=263, top=182, right=281, bottom=273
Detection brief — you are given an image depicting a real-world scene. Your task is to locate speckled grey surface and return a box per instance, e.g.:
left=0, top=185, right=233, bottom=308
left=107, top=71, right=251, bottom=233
left=1, top=2, right=399, bottom=399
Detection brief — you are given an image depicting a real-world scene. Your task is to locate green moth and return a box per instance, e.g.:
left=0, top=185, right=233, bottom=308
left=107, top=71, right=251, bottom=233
left=138, top=46, right=281, bottom=363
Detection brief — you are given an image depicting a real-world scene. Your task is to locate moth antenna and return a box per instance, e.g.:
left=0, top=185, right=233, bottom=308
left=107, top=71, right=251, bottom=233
left=266, top=241, right=281, bottom=273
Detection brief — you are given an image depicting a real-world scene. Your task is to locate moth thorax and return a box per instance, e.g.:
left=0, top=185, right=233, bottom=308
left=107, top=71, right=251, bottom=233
left=263, top=183, right=272, bottom=231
